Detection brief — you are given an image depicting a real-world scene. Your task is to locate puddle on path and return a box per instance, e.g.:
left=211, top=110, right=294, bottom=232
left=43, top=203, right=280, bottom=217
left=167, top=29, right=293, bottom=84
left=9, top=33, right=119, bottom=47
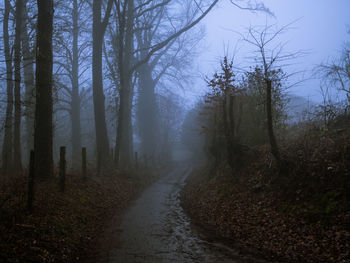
left=108, top=165, right=267, bottom=263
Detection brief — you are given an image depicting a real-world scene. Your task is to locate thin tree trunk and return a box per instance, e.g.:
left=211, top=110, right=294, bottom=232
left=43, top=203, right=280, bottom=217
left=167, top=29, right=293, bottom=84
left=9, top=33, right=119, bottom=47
left=59, top=146, right=66, bottom=192
left=229, top=94, right=242, bottom=168
left=116, top=81, right=132, bottom=168
left=115, top=92, right=122, bottom=167
left=209, top=110, right=219, bottom=174
left=71, top=0, right=82, bottom=167
left=34, top=0, right=54, bottom=179
left=22, top=3, right=35, bottom=158
left=27, top=150, right=35, bottom=212
left=116, top=0, right=134, bottom=169
left=229, top=95, right=235, bottom=136
left=92, top=0, right=112, bottom=169
left=2, top=0, right=14, bottom=173
left=113, top=96, right=119, bottom=164
left=13, top=0, right=24, bottom=171
left=266, top=78, right=281, bottom=163
left=222, top=90, right=235, bottom=170
left=82, top=147, right=87, bottom=180
left=137, top=64, right=158, bottom=158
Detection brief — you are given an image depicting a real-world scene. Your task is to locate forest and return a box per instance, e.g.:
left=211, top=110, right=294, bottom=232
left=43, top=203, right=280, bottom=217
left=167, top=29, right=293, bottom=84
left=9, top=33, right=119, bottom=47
left=0, top=0, right=349, bottom=262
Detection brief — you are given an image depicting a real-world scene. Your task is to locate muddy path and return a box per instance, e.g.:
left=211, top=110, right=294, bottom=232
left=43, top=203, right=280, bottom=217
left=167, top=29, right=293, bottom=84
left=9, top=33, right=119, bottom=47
left=100, top=164, right=269, bottom=263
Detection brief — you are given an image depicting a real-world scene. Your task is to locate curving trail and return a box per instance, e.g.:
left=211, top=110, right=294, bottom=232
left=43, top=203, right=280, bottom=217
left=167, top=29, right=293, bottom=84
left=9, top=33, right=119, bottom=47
left=106, top=165, right=266, bottom=263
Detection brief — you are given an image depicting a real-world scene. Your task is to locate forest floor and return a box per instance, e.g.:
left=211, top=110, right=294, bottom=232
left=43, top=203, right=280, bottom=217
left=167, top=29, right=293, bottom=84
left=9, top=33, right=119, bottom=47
left=181, top=128, right=350, bottom=263
left=182, top=165, right=350, bottom=263
left=0, top=167, right=159, bottom=263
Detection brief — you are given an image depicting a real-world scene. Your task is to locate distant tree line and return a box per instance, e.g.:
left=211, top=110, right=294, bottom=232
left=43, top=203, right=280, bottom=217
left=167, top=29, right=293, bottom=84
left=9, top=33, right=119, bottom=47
left=182, top=25, right=350, bottom=174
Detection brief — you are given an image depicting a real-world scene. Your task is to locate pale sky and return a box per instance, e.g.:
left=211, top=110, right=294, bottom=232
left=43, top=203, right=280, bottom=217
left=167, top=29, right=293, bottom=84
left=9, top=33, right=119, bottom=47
left=185, top=0, right=350, bottom=104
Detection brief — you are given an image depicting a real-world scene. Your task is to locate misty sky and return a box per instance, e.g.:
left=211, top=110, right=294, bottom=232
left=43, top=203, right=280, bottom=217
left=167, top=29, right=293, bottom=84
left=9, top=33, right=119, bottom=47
left=1, top=0, right=348, bottom=106
left=185, top=0, right=350, bottom=105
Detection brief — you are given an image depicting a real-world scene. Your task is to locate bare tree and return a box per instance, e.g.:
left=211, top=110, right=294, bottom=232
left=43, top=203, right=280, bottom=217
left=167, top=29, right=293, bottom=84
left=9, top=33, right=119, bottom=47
left=134, top=1, right=205, bottom=163
left=240, top=23, right=302, bottom=166
left=110, top=0, right=219, bottom=168
left=113, top=0, right=135, bottom=168
left=54, top=0, right=90, bottom=167
left=316, top=85, right=339, bottom=130
left=22, top=0, right=36, bottom=158
left=104, top=0, right=272, bottom=169
left=34, top=0, right=54, bottom=179
left=157, top=93, right=185, bottom=163
left=13, top=0, right=24, bottom=171
left=206, top=57, right=244, bottom=170
left=2, top=0, right=14, bottom=173
left=317, top=40, right=350, bottom=103
left=92, top=0, right=113, bottom=169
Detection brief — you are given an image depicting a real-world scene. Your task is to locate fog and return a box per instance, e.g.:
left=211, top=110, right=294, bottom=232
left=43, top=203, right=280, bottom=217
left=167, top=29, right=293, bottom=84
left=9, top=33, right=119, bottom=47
left=0, top=1, right=350, bottom=262
left=185, top=0, right=350, bottom=104
left=0, top=0, right=349, bottom=167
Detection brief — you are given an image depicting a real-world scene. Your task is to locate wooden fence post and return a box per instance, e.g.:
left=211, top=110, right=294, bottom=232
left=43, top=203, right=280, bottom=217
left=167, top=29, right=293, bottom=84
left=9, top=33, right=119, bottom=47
left=59, top=146, right=66, bottom=192
left=82, top=147, right=87, bottom=180
left=27, top=150, right=35, bottom=212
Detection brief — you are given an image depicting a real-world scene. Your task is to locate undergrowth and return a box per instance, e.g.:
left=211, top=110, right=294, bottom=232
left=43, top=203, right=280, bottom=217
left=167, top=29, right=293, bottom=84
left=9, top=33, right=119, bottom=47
left=182, top=115, right=350, bottom=262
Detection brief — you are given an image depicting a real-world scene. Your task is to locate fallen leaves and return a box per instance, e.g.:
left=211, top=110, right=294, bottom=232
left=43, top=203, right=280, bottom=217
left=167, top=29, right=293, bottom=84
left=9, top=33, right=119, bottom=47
left=0, top=171, right=151, bottom=263
left=182, top=167, right=350, bottom=263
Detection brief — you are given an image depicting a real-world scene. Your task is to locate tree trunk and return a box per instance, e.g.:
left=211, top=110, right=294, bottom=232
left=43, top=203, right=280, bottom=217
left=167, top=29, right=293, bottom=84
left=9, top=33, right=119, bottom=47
left=92, top=0, right=111, bottom=169
left=116, top=80, right=132, bottom=168
left=266, top=78, right=281, bottom=163
left=229, top=95, right=236, bottom=136
left=2, top=0, right=14, bottom=174
left=229, top=94, right=242, bottom=168
left=59, top=146, right=66, bottom=192
left=114, top=0, right=219, bottom=168
left=34, top=0, right=54, bottom=179
left=222, top=89, right=235, bottom=170
left=22, top=3, right=35, bottom=158
left=27, top=150, right=35, bottom=212
left=161, top=125, right=170, bottom=163
left=82, top=147, right=87, bottom=180
left=209, top=110, right=219, bottom=174
left=71, top=0, right=82, bottom=167
left=115, top=0, right=134, bottom=169
left=137, top=64, right=158, bottom=159
left=13, top=0, right=24, bottom=171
